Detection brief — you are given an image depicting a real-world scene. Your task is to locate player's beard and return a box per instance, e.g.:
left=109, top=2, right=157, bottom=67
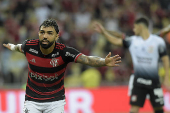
left=39, top=39, right=55, bottom=49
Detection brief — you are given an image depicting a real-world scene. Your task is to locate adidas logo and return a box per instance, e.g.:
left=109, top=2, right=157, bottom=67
left=30, top=59, right=36, bottom=63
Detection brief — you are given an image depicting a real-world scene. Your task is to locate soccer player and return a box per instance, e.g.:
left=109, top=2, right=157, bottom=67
left=93, top=17, right=170, bottom=113
left=98, top=22, right=170, bottom=97
left=3, top=19, right=121, bottom=113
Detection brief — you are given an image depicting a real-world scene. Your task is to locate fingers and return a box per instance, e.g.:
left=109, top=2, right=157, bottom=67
left=113, top=54, right=120, bottom=59
left=115, top=60, right=122, bottom=63
left=105, top=53, right=122, bottom=67
left=115, top=56, right=121, bottom=61
left=114, top=60, right=122, bottom=66
left=113, top=55, right=121, bottom=67
left=114, top=58, right=122, bottom=66
left=114, top=64, right=120, bottom=67
left=3, top=43, right=10, bottom=49
left=92, top=22, right=103, bottom=33
left=3, top=44, right=7, bottom=47
left=3, top=43, right=14, bottom=50
left=106, top=52, right=111, bottom=58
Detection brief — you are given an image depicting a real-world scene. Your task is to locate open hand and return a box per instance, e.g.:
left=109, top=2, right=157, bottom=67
left=3, top=43, right=15, bottom=51
left=93, top=22, right=105, bottom=34
left=105, top=52, right=121, bottom=67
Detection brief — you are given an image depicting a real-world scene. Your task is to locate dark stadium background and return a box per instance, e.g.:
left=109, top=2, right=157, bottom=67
left=0, top=0, right=170, bottom=113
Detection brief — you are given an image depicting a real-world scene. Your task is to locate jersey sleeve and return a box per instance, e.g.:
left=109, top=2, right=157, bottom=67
left=158, top=39, right=167, bottom=57
left=21, top=40, right=28, bottom=54
left=61, top=46, right=82, bottom=63
left=122, top=36, right=133, bottom=49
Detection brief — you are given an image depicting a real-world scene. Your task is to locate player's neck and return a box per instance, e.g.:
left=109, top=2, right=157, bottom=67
left=40, top=43, right=55, bottom=55
left=140, top=29, right=150, bottom=40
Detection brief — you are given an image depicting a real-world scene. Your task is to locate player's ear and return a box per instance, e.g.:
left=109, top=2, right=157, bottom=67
left=55, top=33, right=59, bottom=41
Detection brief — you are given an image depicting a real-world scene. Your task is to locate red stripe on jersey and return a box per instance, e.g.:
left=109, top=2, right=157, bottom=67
left=26, top=44, right=38, bottom=45
left=55, top=43, right=66, bottom=50
left=28, top=75, right=64, bottom=87
left=26, top=52, right=65, bottom=67
left=74, top=53, right=83, bottom=62
left=28, top=39, right=39, bottom=42
left=27, top=42, right=38, bottom=43
left=26, top=94, right=58, bottom=100
left=26, top=84, right=64, bottom=95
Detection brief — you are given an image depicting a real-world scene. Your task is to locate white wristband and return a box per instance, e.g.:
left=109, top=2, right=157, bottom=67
left=9, top=43, right=16, bottom=51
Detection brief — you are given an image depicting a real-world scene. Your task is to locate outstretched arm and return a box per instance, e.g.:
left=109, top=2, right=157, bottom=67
left=107, top=30, right=125, bottom=39
left=3, top=43, right=22, bottom=53
left=161, top=55, right=170, bottom=90
left=156, top=25, right=170, bottom=37
left=76, top=52, right=121, bottom=67
left=93, top=22, right=123, bottom=46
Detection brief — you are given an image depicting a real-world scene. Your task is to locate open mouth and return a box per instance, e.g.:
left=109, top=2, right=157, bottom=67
left=42, top=40, right=49, bottom=44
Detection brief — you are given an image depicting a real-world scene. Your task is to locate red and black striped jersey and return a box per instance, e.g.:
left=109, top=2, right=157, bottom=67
left=21, top=39, right=82, bottom=102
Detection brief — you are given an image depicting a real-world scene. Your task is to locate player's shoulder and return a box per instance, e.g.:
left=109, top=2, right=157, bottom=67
left=124, top=35, right=137, bottom=41
left=151, top=34, right=165, bottom=43
left=55, top=42, right=66, bottom=50
left=24, top=39, right=39, bottom=45
left=151, top=34, right=161, bottom=39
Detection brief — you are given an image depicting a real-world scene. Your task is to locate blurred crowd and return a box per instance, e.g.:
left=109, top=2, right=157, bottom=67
left=0, top=0, right=170, bottom=89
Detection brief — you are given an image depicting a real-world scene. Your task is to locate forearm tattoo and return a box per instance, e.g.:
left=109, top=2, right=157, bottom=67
left=78, top=55, right=105, bottom=67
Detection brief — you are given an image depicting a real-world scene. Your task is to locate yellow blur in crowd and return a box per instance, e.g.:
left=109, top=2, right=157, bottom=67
left=81, top=68, right=101, bottom=88
left=159, top=66, right=170, bottom=82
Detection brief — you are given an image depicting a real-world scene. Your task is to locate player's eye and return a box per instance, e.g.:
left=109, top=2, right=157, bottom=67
left=40, top=32, right=44, bottom=34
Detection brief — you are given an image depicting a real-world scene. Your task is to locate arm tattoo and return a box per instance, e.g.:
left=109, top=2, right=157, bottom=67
left=77, top=55, right=106, bottom=67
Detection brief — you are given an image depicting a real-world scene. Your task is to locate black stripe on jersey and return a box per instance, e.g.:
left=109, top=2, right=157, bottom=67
left=29, top=63, right=68, bottom=73
left=25, top=88, right=65, bottom=102
left=26, top=84, right=64, bottom=96
left=27, top=77, right=64, bottom=92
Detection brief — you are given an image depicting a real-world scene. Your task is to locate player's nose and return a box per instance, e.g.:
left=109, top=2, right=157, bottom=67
left=43, top=33, right=48, bottom=38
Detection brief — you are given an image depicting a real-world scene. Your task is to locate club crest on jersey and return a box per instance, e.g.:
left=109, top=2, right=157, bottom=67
left=50, top=58, right=59, bottom=67
left=148, top=46, right=154, bottom=53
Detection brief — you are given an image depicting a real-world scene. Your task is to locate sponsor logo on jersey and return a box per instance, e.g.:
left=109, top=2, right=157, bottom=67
left=136, top=56, right=152, bottom=64
left=50, top=58, right=59, bottom=67
left=29, top=48, right=38, bottom=54
left=30, top=72, right=58, bottom=81
left=137, top=78, right=152, bottom=85
left=65, top=52, right=75, bottom=58
left=51, top=52, right=59, bottom=57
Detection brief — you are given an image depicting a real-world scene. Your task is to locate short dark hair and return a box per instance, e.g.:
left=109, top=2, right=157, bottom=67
left=39, top=18, right=59, bottom=34
left=135, top=17, right=149, bottom=28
